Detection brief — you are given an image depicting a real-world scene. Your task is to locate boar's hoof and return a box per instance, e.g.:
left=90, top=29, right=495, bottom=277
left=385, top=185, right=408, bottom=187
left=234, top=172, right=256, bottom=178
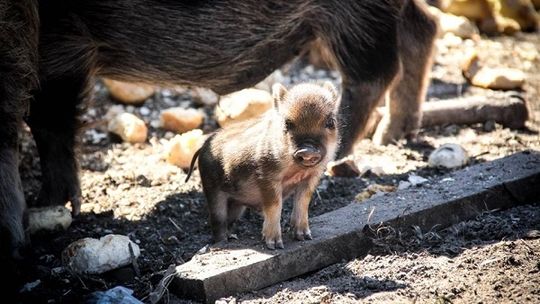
left=212, top=234, right=228, bottom=244
left=327, top=156, right=360, bottom=178
left=36, top=183, right=81, bottom=216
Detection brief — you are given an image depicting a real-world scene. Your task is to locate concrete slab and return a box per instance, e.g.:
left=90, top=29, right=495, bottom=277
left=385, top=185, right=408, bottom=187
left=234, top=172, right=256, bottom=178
left=172, top=150, right=540, bottom=302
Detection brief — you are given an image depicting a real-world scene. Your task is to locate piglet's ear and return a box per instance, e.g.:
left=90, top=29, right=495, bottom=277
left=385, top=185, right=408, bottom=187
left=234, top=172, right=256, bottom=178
left=322, top=81, right=338, bottom=102
left=272, top=83, right=288, bottom=109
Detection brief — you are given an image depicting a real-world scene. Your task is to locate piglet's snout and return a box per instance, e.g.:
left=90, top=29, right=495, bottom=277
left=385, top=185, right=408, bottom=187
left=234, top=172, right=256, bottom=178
left=294, top=145, right=322, bottom=167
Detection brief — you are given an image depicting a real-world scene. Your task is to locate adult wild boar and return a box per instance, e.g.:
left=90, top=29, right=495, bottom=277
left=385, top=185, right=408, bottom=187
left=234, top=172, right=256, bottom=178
left=0, top=0, right=436, bottom=257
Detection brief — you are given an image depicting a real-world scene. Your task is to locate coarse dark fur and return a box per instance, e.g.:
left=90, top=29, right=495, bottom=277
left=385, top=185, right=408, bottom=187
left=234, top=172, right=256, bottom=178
left=0, top=0, right=437, bottom=256
left=0, top=0, right=39, bottom=258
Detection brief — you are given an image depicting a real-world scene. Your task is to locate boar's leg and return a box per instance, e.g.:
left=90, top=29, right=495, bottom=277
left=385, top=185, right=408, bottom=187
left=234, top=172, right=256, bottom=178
left=336, top=81, right=396, bottom=157
left=313, top=1, right=401, bottom=158
left=373, top=0, right=437, bottom=145
left=0, top=0, right=38, bottom=258
left=26, top=7, right=102, bottom=215
left=0, top=146, right=27, bottom=259
left=290, top=180, right=319, bottom=241
left=27, top=74, right=93, bottom=216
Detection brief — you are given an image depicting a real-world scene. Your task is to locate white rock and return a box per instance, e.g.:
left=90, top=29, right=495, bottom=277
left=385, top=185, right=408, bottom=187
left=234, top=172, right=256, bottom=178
left=398, top=181, right=412, bottom=190
left=62, top=234, right=140, bottom=274
left=150, top=120, right=161, bottom=129
left=215, top=89, right=273, bottom=127
left=104, top=105, right=125, bottom=121
left=139, top=106, right=151, bottom=116
left=102, top=78, right=155, bottom=105
left=164, top=129, right=206, bottom=169
left=87, top=108, right=97, bottom=117
left=197, top=244, right=210, bottom=255
left=254, top=70, right=286, bottom=92
left=441, top=32, right=463, bottom=46
left=191, top=87, right=219, bottom=106
left=27, top=206, right=72, bottom=234
left=356, top=156, right=398, bottom=176
left=160, top=107, right=205, bottom=133
left=408, top=174, right=428, bottom=186
left=85, top=129, right=108, bottom=144
left=428, top=143, right=469, bottom=169
left=359, top=164, right=386, bottom=176
left=108, top=113, right=148, bottom=143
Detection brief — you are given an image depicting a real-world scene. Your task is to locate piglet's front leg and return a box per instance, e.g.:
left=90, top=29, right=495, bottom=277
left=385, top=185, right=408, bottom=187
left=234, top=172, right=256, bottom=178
left=290, top=179, right=319, bottom=241
left=260, top=188, right=284, bottom=250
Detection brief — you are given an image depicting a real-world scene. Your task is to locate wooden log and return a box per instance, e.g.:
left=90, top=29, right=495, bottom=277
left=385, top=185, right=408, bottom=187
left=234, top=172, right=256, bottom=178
left=421, top=95, right=529, bottom=128
left=366, top=94, right=529, bottom=137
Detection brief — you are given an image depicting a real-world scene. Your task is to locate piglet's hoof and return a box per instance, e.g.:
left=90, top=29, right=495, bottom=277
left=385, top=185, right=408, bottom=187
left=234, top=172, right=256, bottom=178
left=263, top=236, right=284, bottom=250
left=292, top=228, right=313, bottom=241
left=326, top=156, right=360, bottom=177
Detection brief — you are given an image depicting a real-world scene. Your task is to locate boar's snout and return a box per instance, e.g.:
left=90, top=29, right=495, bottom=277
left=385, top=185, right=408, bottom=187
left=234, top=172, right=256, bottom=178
left=294, top=144, right=323, bottom=167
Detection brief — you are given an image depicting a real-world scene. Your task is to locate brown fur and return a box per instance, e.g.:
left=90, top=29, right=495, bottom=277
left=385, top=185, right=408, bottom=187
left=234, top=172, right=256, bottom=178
left=193, top=82, right=339, bottom=249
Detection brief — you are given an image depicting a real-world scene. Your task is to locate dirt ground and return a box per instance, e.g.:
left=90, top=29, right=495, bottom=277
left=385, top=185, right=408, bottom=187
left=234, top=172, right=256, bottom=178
left=237, top=203, right=540, bottom=304
left=8, top=29, right=540, bottom=304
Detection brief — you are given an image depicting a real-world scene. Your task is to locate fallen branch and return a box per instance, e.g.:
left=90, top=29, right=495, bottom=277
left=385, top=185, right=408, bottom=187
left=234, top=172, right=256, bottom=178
left=421, top=95, right=529, bottom=128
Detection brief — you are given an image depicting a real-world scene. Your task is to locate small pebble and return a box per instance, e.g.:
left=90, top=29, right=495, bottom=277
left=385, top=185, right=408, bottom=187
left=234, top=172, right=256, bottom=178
left=108, top=113, right=148, bottom=143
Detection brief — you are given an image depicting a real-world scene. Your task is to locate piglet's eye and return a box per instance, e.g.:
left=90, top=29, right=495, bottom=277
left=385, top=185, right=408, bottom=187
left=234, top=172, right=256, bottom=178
left=285, top=119, right=295, bottom=131
left=325, top=117, right=336, bottom=130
